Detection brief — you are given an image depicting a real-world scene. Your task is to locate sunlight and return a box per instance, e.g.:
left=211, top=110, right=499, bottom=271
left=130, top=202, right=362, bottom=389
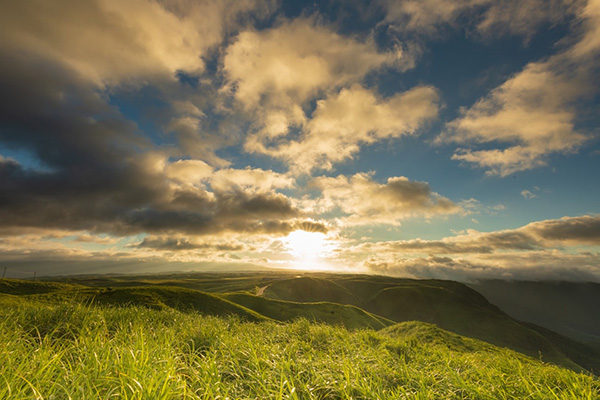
left=282, top=230, right=340, bottom=271
left=285, top=230, right=328, bottom=260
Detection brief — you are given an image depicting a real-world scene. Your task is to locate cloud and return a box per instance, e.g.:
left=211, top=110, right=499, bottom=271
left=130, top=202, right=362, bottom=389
left=381, top=0, right=577, bottom=39
left=309, top=172, right=460, bottom=225
left=164, top=159, right=214, bottom=186
left=521, top=189, right=537, bottom=199
left=354, top=214, right=600, bottom=282
left=134, top=236, right=247, bottom=252
left=382, top=0, right=487, bottom=35
left=223, top=18, right=400, bottom=110
left=209, top=168, right=295, bottom=194
left=0, top=0, right=274, bottom=86
left=476, top=0, right=578, bottom=39
left=246, top=84, right=440, bottom=173
left=222, top=19, right=431, bottom=173
left=0, top=51, right=315, bottom=239
left=364, top=251, right=600, bottom=282
left=529, top=215, right=600, bottom=245
left=356, top=215, right=600, bottom=255
left=440, top=0, right=599, bottom=176
left=441, top=61, right=589, bottom=176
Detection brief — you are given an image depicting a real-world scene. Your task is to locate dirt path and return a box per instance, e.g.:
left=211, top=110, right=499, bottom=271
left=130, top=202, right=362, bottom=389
left=256, top=285, right=268, bottom=296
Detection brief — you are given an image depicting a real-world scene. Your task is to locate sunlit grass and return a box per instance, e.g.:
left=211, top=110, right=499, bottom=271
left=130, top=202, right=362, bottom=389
left=1, top=298, right=598, bottom=399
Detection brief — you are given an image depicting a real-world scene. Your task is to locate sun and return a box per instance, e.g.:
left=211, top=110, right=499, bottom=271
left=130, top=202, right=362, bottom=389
left=284, top=230, right=329, bottom=261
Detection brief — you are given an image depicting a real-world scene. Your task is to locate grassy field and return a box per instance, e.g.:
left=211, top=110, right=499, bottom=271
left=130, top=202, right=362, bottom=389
left=1, top=276, right=599, bottom=399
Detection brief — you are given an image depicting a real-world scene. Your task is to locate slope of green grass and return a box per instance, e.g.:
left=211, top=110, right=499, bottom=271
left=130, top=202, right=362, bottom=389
left=264, top=275, right=597, bottom=372
left=262, top=276, right=363, bottom=306
left=1, top=299, right=598, bottom=399
left=221, top=292, right=394, bottom=330
left=1, top=280, right=268, bottom=322
left=0, top=279, right=84, bottom=295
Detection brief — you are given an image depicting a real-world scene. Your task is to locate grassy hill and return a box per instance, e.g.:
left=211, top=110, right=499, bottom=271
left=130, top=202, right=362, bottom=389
left=262, top=275, right=600, bottom=372
left=1, top=296, right=598, bottom=399
left=0, top=280, right=268, bottom=322
left=220, top=292, right=393, bottom=330
left=3, top=274, right=599, bottom=375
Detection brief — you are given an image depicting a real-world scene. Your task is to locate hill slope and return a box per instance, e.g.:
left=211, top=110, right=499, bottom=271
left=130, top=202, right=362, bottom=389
left=0, top=280, right=267, bottom=322
left=262, top=275, right=600, bottom=372
left=220, top=292, right=393, bottom=330
left=2, top=301, right=598, bottom=399
left=467, top=280, right=600, bottom=346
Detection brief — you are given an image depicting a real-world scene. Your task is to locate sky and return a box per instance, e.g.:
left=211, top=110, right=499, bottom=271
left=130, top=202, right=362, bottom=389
left=0, top=0, right=599, bottom=281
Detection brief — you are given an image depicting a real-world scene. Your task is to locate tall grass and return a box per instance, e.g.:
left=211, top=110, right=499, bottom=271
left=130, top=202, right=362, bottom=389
left=1, top=299, right=598, bottom=399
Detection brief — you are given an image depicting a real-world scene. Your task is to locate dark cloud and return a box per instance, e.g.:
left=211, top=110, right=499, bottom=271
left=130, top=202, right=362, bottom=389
left=359, top=216, right=600, bottom=255
left=135, top=237, right=246, bottom=251
left=365, top=252, right=600, bottom=282
left=0, top=50, right=305, bottom=238
left=527, top=215, right=600, bottom=244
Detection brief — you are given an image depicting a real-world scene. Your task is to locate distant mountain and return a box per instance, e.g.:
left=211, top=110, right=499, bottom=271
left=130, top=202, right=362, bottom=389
left=466, top=280, right=600, bottom=347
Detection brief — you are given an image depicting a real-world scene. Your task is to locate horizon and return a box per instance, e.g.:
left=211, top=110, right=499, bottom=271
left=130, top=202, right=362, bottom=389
left=1, top=0, right=599, bottom=282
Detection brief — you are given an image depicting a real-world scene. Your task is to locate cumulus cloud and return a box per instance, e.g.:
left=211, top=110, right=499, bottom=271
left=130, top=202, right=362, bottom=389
left=309, top=172, right=460, bottom=225
left=364, top=251, right=600, bottom=282
left=223, top=18, right=400, bottom=110
left=246, top=84, right=440, bottom=173
left=0, top=51, right=316, bottom=239
left=356, top=215, right=600, bottom=254
left=441, top=61, right=589, bottom=176
left=440, top=0, right=599, bottom=176
left=353, top=215, right=600, bottom=282
left=209, top=168, right=295, bottom=194
left=222, top=19, right=433, bottom=173
left=0, top=0, right=274, bottom=86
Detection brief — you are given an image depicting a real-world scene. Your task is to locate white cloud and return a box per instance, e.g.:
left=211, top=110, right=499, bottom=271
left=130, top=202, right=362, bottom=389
left=521, top=189, right=537, bottom=199
left=222, top=19, right=428, bottom=173
left=210, top=168, right=295, bottom=194
left=246, top=84, right=440, bottom=173
left=440, top=0, right=599, bottom=176
left=363, top=251, right=600, bottom=282
left=165, top=159, right=214, bottom=185
left=382, top=0, right=487, bottom=35
left=309, top=172, right=460, bottom=225
left=223, top=18, right=400, bottom=110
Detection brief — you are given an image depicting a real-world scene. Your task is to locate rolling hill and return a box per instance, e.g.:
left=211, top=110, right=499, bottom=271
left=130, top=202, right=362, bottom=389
left=2, top=273, right=599, bottom=374
left=261, top=275, right=600, bottom=373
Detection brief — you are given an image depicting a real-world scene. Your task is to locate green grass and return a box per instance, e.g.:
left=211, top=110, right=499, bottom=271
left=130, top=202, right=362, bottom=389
left=220, top=292, right=394, bottom=330
left=263, top=275, right=600, bottom=372
left=1, top=297, right=598, bottom=399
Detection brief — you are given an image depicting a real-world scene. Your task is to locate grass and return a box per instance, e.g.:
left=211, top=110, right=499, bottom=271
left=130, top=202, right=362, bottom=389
left=1, top=294, right=599, bottom=399
left=262, top=275, right=600, bottom=372
left=220, top=292, right=394, bottom=330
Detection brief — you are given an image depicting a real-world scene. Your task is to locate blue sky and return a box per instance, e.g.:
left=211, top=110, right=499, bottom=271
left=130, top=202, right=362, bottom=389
left=0, top=0, right=599, bottom=281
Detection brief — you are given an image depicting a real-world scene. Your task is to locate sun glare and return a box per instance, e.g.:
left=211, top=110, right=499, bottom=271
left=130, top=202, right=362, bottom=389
left=284, top=230, right=329, bottom=263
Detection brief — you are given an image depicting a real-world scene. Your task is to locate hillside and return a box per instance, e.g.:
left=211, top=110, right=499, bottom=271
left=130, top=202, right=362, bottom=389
left=262, top=275, right=600, bottom=372
left=0, top=281, right=267, bottom=322
left=3, top=274, right=599, bottom=374
left=220, top=292, right=393, bottom=330
left=467, top=280, right=600, bottom=347
left=1, top=298, right=598, bottom=399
